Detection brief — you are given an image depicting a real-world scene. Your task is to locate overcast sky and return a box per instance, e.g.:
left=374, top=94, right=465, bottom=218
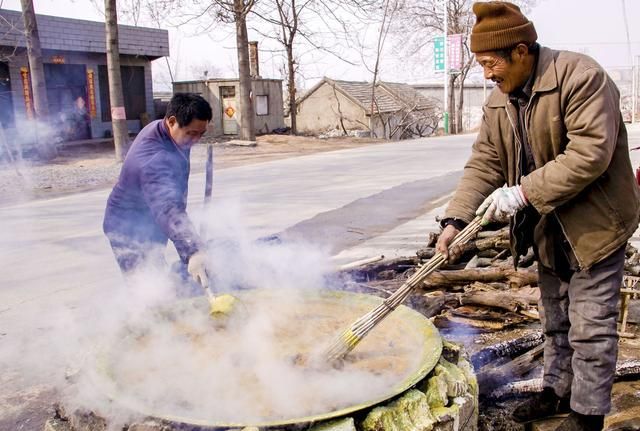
left=1, top=0, right=639, bottom=90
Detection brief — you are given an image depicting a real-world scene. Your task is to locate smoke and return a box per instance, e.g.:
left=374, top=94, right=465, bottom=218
left=0, top=116, right=62, bottom=203
left=2, top=115, right=60, bottom=161
left=1, top=198, right=426, bottom=428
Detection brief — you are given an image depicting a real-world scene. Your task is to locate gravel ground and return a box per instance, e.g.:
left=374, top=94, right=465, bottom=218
left=0, top=134, right=386, bottom=206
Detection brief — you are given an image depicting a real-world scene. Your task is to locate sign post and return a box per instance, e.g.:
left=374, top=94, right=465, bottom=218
left=434, top=37, right=445, bottom=72
left=443, top=0, right=448, bottom=134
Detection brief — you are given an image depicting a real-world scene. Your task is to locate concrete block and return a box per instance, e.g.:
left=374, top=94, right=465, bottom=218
left=434, top=359, right=468, bottom=398
left=362, top=389, right=436, bottom=431
left=310, top=417, right=356, bottom=431
left=422, top=374, right=448, bottom=409
left=452, top=395, right=477, bottom=431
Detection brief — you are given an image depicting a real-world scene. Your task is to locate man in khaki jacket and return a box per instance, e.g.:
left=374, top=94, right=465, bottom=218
left=436, top=2, right=640, bottom=430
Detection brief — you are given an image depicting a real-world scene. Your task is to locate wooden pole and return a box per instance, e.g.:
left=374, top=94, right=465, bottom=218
left=105, top=0, right=130, bottom=161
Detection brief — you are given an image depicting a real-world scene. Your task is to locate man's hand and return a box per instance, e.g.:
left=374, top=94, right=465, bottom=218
left=436, top=224, right=464, bottom=263
left=476, top=185, right=528, bottom=225
left=187, top=251, right=209, bottom=288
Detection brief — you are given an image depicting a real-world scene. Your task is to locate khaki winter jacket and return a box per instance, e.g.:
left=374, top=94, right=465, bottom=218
left=444, top=46, right=640, bottom=270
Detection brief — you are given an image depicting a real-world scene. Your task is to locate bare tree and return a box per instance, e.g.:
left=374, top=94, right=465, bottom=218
left=251, top=0, right=371, bottom=135
left=394, top=0, right=536, bottom=134
left=187, top=61, right=224, bottom=80
left=232, top=0, right=256, bottom=141
left=105, top=0, right=130, bottom=160
left=365, top=0, right=399, bottom=137
left=20, top=0, right=57, bottom=159
left=252, top=0, right=308, bottom=134
left=112, top=0, right=257, bottom=140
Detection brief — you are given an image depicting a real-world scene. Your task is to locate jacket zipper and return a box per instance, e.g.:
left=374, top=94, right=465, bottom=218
left=504, top=105, right=522, bottom=268
left=505, top=106, right=521, bottom=181
left=522, top=96, right=584, bottom=270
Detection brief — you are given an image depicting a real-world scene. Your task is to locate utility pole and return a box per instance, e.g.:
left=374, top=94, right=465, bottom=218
left=443, top=0, right=448, bottom=135
left=105, top=0, right=130, bottom=161
left=234, top=0, right=256, bottom=142
left=20, top=0, right=57, bottom=160
left=633, top=55, right=637, bottom=124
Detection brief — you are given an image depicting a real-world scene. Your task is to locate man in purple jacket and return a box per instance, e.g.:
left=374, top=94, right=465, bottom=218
left=103, top=93, right=212, bottom=288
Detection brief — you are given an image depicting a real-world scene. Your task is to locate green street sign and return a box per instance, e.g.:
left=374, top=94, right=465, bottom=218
left=434, top=36, right=445, bottom=71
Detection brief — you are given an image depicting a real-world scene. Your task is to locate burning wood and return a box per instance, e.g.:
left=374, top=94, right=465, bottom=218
left=470, top=331, right=544, bottom=368
left=487, top=358, right=640, bottom=400
left=476, top=343, right=544, bottom=392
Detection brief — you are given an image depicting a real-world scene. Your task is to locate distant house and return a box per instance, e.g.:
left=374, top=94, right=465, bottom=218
left=294, top=77, right=439, bottom=140
left=0, top=8, right=169, bottom=140
left=173, top=41, right=285, bottom=138
left=173, top=78, right=285, bottom=137
left=413, top=82, right=494, bottom=132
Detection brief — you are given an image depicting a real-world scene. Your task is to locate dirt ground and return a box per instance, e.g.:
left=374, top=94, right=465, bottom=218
left=0, top=134, right=387, bottom=206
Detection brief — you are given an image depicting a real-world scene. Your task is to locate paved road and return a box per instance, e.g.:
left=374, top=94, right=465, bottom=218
left=0, top=133, right=474, bottom=381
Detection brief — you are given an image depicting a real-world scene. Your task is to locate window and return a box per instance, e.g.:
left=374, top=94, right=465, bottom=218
left=220, top=86, right=236, bottom=98
left=98, top=65, right=146, bottom=122
left=256, top=95, right=269, bottom=116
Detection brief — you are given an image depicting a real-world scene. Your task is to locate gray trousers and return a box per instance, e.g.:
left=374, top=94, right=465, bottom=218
left=538, top=245, right=625, bottom=416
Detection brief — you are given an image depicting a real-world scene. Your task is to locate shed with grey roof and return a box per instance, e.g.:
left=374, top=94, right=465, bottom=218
left=0, top=8, right=169, bottom=143
left=294, top=77, right=439, bottom=140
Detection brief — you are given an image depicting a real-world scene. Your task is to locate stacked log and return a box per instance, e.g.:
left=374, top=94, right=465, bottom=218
left=416, top=226, right=541, bottom=332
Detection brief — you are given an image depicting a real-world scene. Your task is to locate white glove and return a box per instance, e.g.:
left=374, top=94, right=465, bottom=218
left=476, top=185, right=528, bottom=225
left=187, top=251, right=209, bottom=288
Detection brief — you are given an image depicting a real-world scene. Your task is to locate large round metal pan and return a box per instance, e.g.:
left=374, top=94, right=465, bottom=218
left=93, top=288, right=442, bottom=428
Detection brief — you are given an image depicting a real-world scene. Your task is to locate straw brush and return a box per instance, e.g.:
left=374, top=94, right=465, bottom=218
left=324, top=216, right=483, bottom=362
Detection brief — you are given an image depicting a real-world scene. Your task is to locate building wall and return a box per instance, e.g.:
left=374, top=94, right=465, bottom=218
left=171, top=81, right=219, bottom=134
left=2, top=46, right=156, bottom=139
left=173, top=79, right=285, bottom=137
left=0, top=8, right=167, bottom=142
left=296, top=81, right=369, bottom=135
left=414, top=84, right=491, bottom=131
left=252, top=80, right=285, bottom=135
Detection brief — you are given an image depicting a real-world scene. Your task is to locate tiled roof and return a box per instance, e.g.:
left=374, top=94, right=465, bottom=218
left=299, top=77, right=438, bottom=115
left=330, top=79, right=402, bottom=114
left=0, top=8, right=169, bottom=58
left=380, top=82, right=436, bottom=111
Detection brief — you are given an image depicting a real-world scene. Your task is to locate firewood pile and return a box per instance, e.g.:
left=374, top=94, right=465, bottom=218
left=347, top=224, right=640, bottom=335
left=418, top=225, right=540, bottom=333
left=340, top=222, right=640, bottom=400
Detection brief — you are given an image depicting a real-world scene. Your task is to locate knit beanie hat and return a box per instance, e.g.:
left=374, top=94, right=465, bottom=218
left=470, top=1, right=537, bottom=53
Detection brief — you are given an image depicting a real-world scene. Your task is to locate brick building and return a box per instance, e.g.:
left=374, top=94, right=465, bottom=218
left=0, top=8, right=169, bottom=141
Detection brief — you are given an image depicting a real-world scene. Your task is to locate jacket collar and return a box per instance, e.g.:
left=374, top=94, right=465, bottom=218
left=486, top=46, right=558, bottom=108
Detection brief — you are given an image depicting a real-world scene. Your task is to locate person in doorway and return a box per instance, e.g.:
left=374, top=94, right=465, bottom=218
left=435, top=2, right=640, bottom=430
left=68, top=96, right=91, bottom=140
left=103, top=93, right=213, bottom=290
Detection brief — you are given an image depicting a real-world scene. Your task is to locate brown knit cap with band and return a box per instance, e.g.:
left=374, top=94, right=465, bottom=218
left=470, top=1, right=537, bottom=53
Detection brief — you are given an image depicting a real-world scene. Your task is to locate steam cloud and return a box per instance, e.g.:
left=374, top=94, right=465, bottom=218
left=0, top=197, right=425, bottom=428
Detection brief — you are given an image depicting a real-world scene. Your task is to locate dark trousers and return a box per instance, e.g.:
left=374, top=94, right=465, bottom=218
left=106, top=232, right=200, bottom=297
left=106, top=232, right=167, bottom=274
left=538, top=245, right=625, bottom=415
